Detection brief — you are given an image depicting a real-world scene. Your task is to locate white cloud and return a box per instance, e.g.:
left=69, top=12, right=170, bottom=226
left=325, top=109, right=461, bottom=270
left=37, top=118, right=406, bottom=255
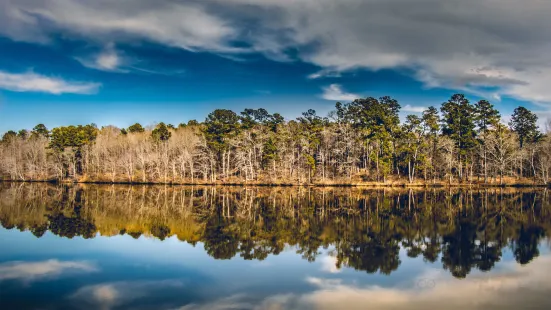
left=70, top=280, right=184, bottom=310
left=0, top=0, right=242, bottom=53
left=0, top=259, right=97, bottom=282
left=96, top=47, right=121, bottom=71
left=320, top=254, right=341, bottom=274
left=307, top=70, right=342, bottom=80
left=171, top=294, right=256, bottom=310
left=0, top=70, right=100, bottom=94
left=321, top=84, right=359, bottom=101
left=222, top=0, right=551, bottom=105
left=4, top=0, right=551, bottom=104
left=402, top=105, right=427, bottom=113
left=76, top=44, right=126, bottom=72
left=171, top=254, right=551, bottom=310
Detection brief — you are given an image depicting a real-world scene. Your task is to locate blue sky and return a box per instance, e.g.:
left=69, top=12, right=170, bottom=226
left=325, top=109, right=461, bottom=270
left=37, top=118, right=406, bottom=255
left=1, top=0, right=551, bottom=133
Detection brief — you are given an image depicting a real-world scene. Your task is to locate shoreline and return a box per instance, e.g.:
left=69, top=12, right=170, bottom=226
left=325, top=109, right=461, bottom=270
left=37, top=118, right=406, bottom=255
left=1, top=179, right=548, bottom=188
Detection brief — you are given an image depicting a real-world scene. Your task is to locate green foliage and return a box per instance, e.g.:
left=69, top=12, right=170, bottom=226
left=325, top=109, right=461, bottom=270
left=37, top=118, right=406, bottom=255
left=440, top=94, right=477, bottom=158
left=17, top=129, right=29, bottom=140
left=240, top=108, right=270, bottom=129
left=1, top=130, right=17, bottom=143
left=151, top=122, right=172, bottom=142
left=509, top=106, right=540, bottom=148
left=337, top=96, right=400, bottom=135
left=49, top=125, right=98, bottom=152
left=474, top=100, right=500, bottom=133
left=262, top=137, right=279, bottom=168
left=297, top=109, right=326, bottom=179
left=240, top=108, right=284, bottom=132
left=203, top=109, right=241, bottom=152
left=422, top=106, right=440, bottom=136
left=127, top=123, right=145, bottom=133
left=268, top=113, right=284, bottom=132
left=120, top=128, right=128, bottom=135
left=31, top=124, right=49, bottom=139
left=187, top=119, right=200, bottom=126
left=337, top=96, right=401, bottom=180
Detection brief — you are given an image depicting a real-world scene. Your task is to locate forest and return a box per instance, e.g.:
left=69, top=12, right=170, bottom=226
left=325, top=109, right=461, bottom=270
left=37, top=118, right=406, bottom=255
left=0, top=94, right=549, bottom=185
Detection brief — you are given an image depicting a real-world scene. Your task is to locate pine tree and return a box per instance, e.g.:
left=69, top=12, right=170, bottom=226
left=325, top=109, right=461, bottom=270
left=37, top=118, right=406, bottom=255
left=127, top=123, right=145, bottom=134
left=509, top=106, right=540, bottom=148
left=474, top=100, right=500, bottom=183
left=151, top=122, right=172, bottom=142
left=440, top=94, right=477, bottom=181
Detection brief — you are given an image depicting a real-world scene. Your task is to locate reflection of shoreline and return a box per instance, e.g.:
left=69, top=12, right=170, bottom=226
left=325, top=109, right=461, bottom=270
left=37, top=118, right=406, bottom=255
left=1, top=183, right=550, bottom=278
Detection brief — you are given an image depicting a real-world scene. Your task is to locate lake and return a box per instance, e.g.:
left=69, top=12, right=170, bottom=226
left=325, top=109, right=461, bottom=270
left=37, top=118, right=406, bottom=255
left=0, top=183, right=550, bottom=309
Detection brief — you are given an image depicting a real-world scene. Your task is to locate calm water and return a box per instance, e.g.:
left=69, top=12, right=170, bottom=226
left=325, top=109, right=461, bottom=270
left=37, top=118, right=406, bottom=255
left=1, top=184, right=550, bottom=310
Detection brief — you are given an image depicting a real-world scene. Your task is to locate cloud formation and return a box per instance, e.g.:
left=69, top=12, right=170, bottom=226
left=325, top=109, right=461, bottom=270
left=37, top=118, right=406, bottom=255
left=171, top=254, right=551, bottom=310
left=320, top=254, right=341, bottom=274
left=0, top=70, right=100, bottom=94
left=0, top=259, right=97, bottom=282
left=70, top=280, right=185, bottom=310
left=321, top=84, right=358, bottom=101
left=0, top=0, right=240, bottom=53
left=2, top=0, right=551, bottom=103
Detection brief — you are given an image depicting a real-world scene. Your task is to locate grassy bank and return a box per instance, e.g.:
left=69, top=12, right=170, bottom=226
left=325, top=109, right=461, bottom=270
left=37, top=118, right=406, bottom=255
left=1, top=175, right=547, bottom=187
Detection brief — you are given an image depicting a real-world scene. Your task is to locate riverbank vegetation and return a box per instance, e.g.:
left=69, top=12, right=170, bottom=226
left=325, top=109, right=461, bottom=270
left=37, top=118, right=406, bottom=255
left=1, top=94, right=550, bottom=185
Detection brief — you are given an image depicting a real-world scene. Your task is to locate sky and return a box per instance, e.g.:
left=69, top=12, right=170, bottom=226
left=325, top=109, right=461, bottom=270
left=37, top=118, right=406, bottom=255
left=1, top=0, right=551, bottom=133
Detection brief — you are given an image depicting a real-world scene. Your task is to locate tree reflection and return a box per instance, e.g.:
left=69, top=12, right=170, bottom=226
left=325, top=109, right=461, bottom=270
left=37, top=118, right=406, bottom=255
left=512, top=225, right=544, bottom=265
left=0, top=184, right=550, bottom=278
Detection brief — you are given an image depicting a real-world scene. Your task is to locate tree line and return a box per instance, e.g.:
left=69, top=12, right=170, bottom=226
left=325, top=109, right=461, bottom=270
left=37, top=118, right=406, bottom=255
left=1, top=94, right=549, bottom=185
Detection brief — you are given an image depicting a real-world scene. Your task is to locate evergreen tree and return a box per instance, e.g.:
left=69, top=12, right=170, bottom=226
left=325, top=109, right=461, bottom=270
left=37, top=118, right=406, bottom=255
left=49, top=125, right=98, bottom=176
left=474, top=100, right=500, bottom=183
left=187, top=119, right=200, bottom=126
left=1, top=130, right=17, bottom=143
left=31, top=124, right=49, bottom=138
left=127, top=123, right=145, bottom=133
left=339, top=96, right=400, bottom=181
left=151, top=122, right=172, bottom=142
left=203, top=109, right=241, bottom=152
left=422, top=106, right=440, bottom=181
left=17, top=129, right=29, bottom=140
left=203, top=109, right=241, bottom=178
left=440, top=94, right=477, bottom=180
left=49, top=125, right=98, bottom=152
left=509, top=106, right=540, bottom=148
left=297, top=109, right=326, bottom=182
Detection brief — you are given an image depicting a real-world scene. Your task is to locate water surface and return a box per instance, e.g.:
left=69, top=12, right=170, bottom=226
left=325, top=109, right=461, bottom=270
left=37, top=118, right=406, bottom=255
left=1, top=184, right=550, bottom=309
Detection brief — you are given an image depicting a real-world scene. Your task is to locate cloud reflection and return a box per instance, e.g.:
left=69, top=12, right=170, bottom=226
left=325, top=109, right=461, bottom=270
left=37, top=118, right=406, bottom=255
left=70, top=280, right=185, bottom=310
left=0, top=259, right=97, bottom=282
left=171, top=255, right=551, bottom=310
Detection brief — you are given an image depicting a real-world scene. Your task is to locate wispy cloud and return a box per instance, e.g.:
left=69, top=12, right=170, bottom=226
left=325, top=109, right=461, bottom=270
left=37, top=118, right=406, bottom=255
left=308, top=70, right=342, bottom=80
left=96, top=49, right=120, bottom=71
left=402, top=104, right=427, bottom=113
left=76, top=44, right=128, bottom=72
left=0, top=259, right=98, bottom=282
left=0, top=71, right=100, bottom=94
left=171, top=294, right=255, bottom=310
left=321, top=84, right=358, bottom=101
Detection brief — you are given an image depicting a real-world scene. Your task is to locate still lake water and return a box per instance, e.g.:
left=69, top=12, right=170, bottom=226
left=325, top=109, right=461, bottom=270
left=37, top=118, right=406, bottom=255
left=0, top=183, right=550, bottom=310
